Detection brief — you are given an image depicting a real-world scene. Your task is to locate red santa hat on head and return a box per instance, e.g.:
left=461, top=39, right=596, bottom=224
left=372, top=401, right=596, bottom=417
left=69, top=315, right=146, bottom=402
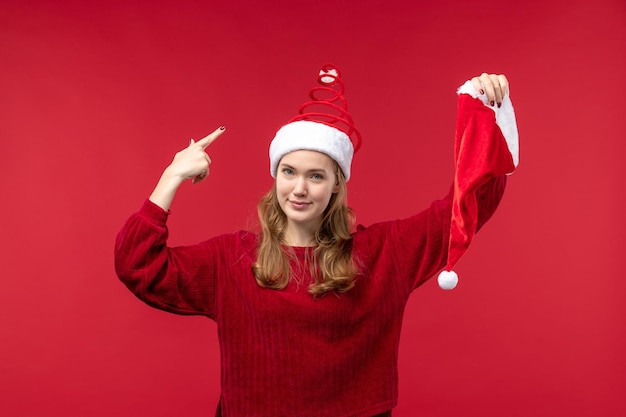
left=437, top=80, right=520, bottom=290
left=269, top=64, right=362, bottom=181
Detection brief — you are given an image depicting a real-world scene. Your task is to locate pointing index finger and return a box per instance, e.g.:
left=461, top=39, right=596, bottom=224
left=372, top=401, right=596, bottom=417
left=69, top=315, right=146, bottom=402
left=197, top=125, right=226, bottom=149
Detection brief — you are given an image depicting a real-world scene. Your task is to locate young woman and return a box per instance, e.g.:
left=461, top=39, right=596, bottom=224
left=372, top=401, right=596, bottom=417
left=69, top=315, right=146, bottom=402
left=115, top=68, right=517, bottom=417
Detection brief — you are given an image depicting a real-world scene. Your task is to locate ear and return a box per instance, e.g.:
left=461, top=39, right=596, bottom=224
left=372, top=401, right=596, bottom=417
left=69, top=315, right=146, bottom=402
left=332, top=177, right=341, bottom=193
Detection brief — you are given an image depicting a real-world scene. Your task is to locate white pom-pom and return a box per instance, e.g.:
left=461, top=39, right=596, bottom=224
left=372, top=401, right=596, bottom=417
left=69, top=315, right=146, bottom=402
left=320, top=68, right=338, bottom=84
left=438, top=270, right=458, bottom=290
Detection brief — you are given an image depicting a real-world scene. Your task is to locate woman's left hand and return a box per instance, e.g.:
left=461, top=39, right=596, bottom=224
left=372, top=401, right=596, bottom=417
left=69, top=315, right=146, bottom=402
left=471, top=73, right=509, bottom=108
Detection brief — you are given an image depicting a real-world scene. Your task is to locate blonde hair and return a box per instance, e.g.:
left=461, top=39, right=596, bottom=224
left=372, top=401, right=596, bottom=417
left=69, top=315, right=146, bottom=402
left=252, top=164, right=358, bottom=296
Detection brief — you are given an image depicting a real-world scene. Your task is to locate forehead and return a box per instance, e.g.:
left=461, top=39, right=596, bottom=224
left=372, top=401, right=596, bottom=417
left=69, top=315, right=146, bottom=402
left=279, top=150, right=336, bottom=171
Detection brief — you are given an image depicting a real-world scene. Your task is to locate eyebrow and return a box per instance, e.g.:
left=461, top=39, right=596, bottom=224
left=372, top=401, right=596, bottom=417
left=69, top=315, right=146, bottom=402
left=279, top=163, right=328, bottom=174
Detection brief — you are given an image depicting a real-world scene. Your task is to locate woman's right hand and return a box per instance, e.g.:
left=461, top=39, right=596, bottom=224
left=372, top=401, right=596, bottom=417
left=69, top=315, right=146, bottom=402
left=165, top=125, right=226, bottom=185
left=149, top=125, right=226, bottom=211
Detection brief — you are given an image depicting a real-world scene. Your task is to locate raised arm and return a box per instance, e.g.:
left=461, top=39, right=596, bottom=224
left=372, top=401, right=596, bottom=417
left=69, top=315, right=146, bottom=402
left=114, top=125, right=227, bottom=317
left=357, top=73, right=518, bottom=292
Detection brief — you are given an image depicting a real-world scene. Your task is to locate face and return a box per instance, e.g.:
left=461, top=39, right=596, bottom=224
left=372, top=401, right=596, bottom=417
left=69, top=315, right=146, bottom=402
left=276, top=150, right=340, bottom=237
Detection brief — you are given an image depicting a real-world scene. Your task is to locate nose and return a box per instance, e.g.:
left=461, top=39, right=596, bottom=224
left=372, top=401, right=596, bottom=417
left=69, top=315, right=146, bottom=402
left=292, top=176, right=307, bottom=196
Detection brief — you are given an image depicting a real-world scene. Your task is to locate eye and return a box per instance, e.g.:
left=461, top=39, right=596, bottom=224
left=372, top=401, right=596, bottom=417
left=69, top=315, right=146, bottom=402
left=311, top=173, right=324, bottom=180
left=282, top=167, right=294, bottom=176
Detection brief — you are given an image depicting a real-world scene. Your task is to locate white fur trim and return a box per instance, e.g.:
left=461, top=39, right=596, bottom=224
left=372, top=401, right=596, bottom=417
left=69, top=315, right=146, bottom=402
left=458, top=80, right=519, bottom=170
left=269, top=120, right=354, bottom=180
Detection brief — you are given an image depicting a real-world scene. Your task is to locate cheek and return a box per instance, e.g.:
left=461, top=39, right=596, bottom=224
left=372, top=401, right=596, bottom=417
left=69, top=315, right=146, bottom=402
left=313, top=185, right=335, bottom=203
left=275, top=179, right=291, bottom=197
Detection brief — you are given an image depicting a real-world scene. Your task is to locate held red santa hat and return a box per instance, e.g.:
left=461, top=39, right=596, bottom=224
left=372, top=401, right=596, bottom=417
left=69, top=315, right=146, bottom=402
left=269, top=64, right=361, bottom=181
left=437, top=80, right=520, bottom=290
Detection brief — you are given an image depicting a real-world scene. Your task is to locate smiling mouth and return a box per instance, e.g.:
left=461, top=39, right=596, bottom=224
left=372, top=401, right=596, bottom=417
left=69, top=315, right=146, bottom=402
left=289, top=200, right=311, bottom=208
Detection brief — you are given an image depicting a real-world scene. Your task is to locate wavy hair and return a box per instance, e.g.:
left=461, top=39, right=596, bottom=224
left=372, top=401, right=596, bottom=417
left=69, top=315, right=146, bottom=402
left=252, top=163, right=357, bottom=297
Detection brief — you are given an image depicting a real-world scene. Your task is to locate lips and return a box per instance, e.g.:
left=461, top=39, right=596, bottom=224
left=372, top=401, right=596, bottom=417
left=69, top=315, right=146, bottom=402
left=289, top=200, right=311, bottom=209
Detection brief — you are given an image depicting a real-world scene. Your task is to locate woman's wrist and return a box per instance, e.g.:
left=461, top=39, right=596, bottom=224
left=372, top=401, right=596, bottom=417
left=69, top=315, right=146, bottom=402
left=149, top=168, right=185, bottom=211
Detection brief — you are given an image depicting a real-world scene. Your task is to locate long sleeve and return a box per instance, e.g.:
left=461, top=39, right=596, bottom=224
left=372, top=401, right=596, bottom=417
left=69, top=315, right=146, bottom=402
left=353, top=175, right=506, bottom=294
left=114, top=199, right=221, bottom=317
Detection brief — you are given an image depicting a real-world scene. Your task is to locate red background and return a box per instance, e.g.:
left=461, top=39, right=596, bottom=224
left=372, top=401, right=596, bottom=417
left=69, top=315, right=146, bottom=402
left=1, top=0, right=625, bottom=415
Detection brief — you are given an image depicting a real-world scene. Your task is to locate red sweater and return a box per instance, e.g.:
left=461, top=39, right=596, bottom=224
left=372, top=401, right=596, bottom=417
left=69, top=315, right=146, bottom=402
left=114, top=177, right=505, bottom=417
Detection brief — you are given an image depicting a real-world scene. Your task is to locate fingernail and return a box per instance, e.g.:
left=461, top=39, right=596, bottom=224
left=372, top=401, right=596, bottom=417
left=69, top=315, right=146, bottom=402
left=219, top=125, right=226, bottom=130
left=490, top=101, right=495, bottom=107
left=479, top=89, right=485, bottom=95
left=497, top=102, right=502, bottom=108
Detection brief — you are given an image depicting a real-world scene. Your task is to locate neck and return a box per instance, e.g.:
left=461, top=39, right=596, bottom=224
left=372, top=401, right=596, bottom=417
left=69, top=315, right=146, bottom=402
left=283, top=223, right=317, bottom=247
